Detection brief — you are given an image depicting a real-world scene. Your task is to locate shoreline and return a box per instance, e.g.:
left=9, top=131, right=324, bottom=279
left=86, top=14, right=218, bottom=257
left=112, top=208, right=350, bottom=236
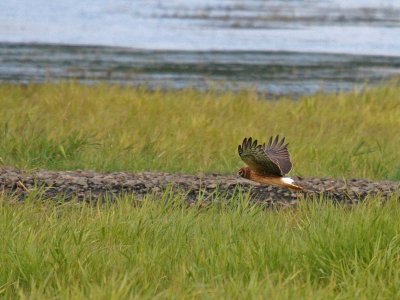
left=2, top=42, right=400, bottom=96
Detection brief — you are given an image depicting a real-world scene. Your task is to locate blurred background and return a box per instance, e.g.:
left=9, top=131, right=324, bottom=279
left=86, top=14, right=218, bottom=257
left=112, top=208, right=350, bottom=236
left=1, top=0, right=400, bottom=96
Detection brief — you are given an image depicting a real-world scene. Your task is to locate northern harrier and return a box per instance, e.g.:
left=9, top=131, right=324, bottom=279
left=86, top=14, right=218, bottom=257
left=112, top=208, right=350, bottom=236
left=238, top=135, right=302, bottom=190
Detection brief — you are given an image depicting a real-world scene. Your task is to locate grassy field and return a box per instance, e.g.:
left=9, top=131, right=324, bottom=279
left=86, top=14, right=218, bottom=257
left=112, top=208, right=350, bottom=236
left=0, top=82, right=399, bottom=179
left=0, top=82, right=400, bottom=299
left=1, top=194, right=400, bottom=299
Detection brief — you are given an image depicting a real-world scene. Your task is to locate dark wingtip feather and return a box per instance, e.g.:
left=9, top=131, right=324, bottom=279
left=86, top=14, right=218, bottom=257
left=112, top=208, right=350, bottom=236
left=247, top=137, right=252, bottom=148
left=273, top=135, right=279, bottom=146
left=267, top=136, right=273, bottom=146
left=242, top=138, right=248, bottom=151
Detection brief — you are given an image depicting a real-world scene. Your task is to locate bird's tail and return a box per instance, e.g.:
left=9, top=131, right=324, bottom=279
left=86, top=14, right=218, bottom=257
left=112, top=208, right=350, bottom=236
left=280, top=177, right=303, bottom=191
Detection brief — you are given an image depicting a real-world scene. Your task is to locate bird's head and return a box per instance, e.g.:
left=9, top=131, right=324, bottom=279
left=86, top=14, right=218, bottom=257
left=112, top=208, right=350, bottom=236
left=238, top=167, right=251, bottom=179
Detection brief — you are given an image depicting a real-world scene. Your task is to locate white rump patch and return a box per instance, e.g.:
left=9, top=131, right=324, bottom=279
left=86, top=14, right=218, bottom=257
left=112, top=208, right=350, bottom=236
left=281, top=177, right=294, bottom=184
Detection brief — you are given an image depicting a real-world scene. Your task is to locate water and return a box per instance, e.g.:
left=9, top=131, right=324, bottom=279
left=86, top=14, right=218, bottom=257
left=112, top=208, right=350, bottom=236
left=1, top=0, right=400, bottom=95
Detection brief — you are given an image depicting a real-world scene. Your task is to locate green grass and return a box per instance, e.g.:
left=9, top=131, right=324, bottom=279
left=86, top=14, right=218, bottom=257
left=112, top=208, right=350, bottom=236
left=1, top=193, right=400, bottom=299
left=1, top=82, right=400, bottom=299
left=0, top=82, right=399, bottom=179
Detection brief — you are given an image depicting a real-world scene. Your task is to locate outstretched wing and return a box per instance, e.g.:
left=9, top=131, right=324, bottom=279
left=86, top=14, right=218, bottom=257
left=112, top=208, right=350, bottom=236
left=264, top=135, right=293, bottom=174
left=238, top=135, right=293, bottom=176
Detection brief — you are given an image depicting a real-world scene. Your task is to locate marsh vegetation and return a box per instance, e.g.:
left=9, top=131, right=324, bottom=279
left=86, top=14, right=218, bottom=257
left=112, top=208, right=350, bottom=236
left=0, top=82, right=399, bottom=299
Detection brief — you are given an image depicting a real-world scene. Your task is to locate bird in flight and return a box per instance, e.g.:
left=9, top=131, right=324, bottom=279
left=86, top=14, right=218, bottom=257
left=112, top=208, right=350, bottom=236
left=238, top=135, right=302, bottom=190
